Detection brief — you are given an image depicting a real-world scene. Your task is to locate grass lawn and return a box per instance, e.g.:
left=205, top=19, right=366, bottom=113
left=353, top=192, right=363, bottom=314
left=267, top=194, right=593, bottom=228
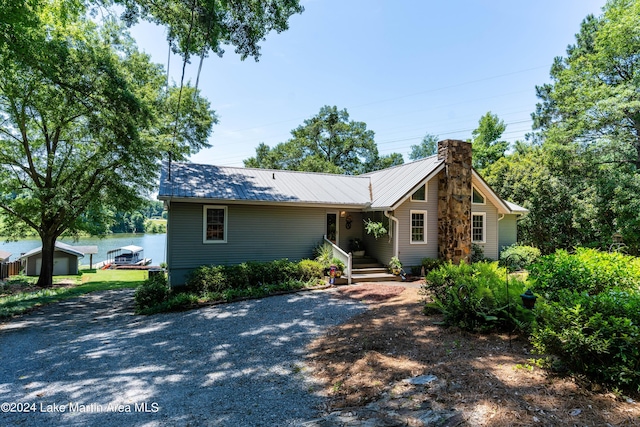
left=0, top=269, right=147, bottom=319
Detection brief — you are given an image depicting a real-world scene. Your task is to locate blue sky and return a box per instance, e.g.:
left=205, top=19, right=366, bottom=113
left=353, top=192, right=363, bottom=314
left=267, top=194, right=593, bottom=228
left=130, top=0, right=607, bottom=168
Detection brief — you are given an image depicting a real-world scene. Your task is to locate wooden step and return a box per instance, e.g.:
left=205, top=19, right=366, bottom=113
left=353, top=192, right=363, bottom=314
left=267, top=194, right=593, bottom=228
left=350, top=271, right=403, bottom=283
left=352, top=262, right=385, bottom=269
left=352, top=267, right=388, bottom=274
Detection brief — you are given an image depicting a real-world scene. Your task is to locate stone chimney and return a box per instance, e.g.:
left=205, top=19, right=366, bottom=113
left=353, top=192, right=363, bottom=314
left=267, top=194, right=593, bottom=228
left=437, top=139, right=472, bottom=264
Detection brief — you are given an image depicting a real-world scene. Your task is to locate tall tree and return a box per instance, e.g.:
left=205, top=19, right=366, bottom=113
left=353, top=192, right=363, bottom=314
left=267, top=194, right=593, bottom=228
left=244, top=106, right=403, bottom=175
left=532, top=0, right=640, bottom=169
left=0, top=4, right=216, bottom=286
left=114, top=0, right=304, bottom=61
left=471, top=112, right=509, bottom=171
left=409, top=133, right=438, bottom=160
left=528, top=0, right=640, bottom=250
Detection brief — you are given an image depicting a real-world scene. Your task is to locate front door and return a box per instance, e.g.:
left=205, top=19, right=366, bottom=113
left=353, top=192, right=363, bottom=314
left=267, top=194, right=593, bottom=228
left=326, top=213, right=338, bottom=244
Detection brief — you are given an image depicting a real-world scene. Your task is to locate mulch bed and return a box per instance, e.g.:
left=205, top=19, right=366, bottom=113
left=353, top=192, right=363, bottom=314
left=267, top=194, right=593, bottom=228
left=307, top=284, right=640, bottom=426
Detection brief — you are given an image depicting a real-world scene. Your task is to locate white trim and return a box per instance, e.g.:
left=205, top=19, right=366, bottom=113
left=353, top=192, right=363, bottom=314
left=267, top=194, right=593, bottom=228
left=410, top=210, right=428, bottom=245
left=471, top=171, right=511, bottom=214
left=203, top=205, right=228, bottom=244
left=410, top=183, right=427, bottom=202
left=472, top=212, right=486, bottom=244
left=385, top=211, right=399, bottom=258
left=390, top=163, right=444, bottom=211
left=160, top=196, right=368, bottom=210
left=472, top=185, right=486, bottom=205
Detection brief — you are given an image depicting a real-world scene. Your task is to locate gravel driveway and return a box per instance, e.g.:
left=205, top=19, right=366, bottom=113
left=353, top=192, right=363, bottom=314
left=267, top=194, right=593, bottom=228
left=0, top=288, right=365, bottom=426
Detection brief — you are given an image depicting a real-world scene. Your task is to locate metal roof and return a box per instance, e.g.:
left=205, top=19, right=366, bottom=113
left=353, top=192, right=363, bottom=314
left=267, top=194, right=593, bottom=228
left=362, top=155, right=443, bottom=209
left=159, top=163, right=372, bottom=206
left=107, top=245, right=143, bottom=255
left=505, top=201, right=529, bottom=213
left=159, top=159, right=524, bottom=214
left=74, top=246, right=98, bottom=255
left=21, top=242, right=85, bottom=259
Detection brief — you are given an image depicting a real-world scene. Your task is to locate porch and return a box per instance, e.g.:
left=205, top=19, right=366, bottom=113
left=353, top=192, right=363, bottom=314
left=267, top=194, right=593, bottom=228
left=323, top=236, right=402, bottom=284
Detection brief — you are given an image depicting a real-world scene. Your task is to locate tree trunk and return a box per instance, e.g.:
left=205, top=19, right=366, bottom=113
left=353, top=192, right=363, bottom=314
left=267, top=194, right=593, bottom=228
left=36, top=234, right=56, bottom=288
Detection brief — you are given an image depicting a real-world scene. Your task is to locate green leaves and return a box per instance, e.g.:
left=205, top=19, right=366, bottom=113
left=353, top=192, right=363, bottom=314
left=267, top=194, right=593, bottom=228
left=244, top=105, right=404, bottom=174
left=0, top=1, right=216, bottom=285
left=422, top=261, right=534, bottom=333
left=532, top=0, right=640, bottom=169
left=471, top=111, right=509, bottom=171
left=409, top=133, right=438, bottom=160
left=114, top=0, right=304, bottom=61
left=531, top=287, right=640, bottom=392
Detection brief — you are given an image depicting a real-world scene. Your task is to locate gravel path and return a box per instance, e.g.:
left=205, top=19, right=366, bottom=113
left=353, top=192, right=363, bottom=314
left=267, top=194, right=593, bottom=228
left=0, top=288, right=366, bottom=426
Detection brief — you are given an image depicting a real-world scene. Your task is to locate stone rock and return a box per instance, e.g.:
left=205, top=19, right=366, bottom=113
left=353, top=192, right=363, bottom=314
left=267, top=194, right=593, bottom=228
left=403, top=374, right=438, bottom=385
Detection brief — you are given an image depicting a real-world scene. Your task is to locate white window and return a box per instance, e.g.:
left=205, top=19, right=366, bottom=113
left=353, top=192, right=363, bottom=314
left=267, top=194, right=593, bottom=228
left=472, top=213, right=486, bottom=243
left=411, top=184, right=426, bottom=201
left=410, top=210, right=427, bottom=244
left=203, top=205, right=227, bottom=244
left=472, top=186, right=486, bottom=204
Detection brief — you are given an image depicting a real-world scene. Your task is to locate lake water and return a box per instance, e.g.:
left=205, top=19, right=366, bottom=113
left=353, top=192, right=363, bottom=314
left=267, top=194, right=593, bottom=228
left=0, top=234, right=166, bottom=265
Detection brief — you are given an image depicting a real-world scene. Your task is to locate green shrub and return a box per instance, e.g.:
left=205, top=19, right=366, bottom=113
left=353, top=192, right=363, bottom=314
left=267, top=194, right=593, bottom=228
left=500, top=244, right=541, bottom=271
left=185, top=265, right=227, bottom=294
left=186, top=259, right=322, bottom=297
left=298, top=260, right=324, bottom=281
left=134, top=274, right=170, bottom=312
left=138, top=292, right=201, bottom=315
left=421, top=258, right=444, bottom=274
left=314, top=242, right=334, bottom=267
left=471, top=243, right=485, bottom=263
left=330, top=258, right=346, bottom=271
left=423, top=261, right=534, bottom=333
left=529, top=248, right=640, bottom=301
left=531, top=288, right=640, bottom=392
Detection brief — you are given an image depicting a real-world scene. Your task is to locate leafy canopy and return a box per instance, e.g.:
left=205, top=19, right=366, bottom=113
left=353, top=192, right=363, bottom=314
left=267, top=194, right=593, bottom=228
left=532, top=0, right=640, bottom=169
left=112, top=0, right=304, bottom=61
left=471, top=112, right=509, bottom=171
left=409, top=133, right=438, bottom=160
left=244, top=105, right=404, bottom=175
left=483, top=0, right=640, bottom=254
left=0, top=1, right=216, bottom=285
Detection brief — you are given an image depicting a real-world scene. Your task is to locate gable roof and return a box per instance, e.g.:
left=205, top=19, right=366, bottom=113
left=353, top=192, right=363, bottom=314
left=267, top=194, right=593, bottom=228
left=0, top=250, right=11, bottom=261
left=158, top=159, right=527, bottom=214
left=21, top=242, right=85, bottom=259
left=159, top=162, right=372, bottom=207
left=363, top=155, right=444, bottom=209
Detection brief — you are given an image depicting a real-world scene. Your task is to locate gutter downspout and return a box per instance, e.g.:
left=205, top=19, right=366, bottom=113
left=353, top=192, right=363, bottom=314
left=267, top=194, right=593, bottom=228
left=384, top=211, right=399, bottom=259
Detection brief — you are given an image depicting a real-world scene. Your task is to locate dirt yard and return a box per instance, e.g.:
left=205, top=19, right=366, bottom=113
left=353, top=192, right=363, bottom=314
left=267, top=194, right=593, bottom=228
left=307, top=284, right=640, bottom=426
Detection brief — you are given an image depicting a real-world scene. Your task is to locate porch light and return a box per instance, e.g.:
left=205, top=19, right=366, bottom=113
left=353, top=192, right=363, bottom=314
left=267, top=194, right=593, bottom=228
left=340, top=211, right=346, bottom=217
left=520, top=289, right=537, bottom=309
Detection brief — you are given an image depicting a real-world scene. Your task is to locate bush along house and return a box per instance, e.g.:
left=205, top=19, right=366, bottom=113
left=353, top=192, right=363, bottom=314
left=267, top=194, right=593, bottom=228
left=158, top=139, right=527, bottom=286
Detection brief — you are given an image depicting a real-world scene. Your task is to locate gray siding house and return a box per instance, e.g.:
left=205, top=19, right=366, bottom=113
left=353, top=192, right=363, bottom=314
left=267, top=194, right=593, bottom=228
left=21, top=242, right=86, bottom=276
left=159, top=140, right=527, bottom=286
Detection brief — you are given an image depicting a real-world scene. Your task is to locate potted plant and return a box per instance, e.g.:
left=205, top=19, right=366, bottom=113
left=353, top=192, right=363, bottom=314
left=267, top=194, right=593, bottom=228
left=314, top=242, right=334, bottom=275
left=331, top=258, right=346, bottom=272
left=389, top=256, right=402, bottom=275
left=364, top=218, right=388, bottom=239
left=349, top=238, right=365, bottom=256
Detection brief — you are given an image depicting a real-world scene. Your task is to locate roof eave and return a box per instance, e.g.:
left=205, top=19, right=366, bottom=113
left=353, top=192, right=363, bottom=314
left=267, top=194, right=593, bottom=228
left=159, top=195, right=370, bottom=210
left=387, top=163, right=445, bottom=211
left=472, top=170, right=511, bottom=214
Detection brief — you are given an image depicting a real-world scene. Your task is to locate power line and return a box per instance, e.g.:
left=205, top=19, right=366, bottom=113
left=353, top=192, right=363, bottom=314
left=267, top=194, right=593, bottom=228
left=223, top=65, right=548, bottom=134
left=208, top=118, right=534, bottom=166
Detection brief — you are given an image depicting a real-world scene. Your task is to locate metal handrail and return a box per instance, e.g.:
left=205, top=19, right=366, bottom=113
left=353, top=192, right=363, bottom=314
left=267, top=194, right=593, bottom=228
left=323, top=235, right=352, bottom=285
